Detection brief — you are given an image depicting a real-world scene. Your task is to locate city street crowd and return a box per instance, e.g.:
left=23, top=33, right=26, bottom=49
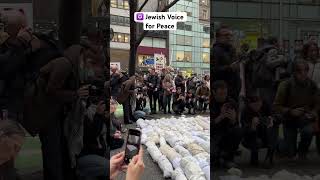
left=110, top=66, right=210, bottom=125
left=212, top=25, right=320, bottom=169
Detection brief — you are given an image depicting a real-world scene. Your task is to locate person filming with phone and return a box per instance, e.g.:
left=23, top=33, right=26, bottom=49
left=212, top=80, right=243, bottom=169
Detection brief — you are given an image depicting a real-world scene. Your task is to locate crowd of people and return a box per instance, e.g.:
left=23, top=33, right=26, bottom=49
left=110, top=66, right=210, bottom=124
left=212, top=25, right=320, bottom=169
left=0, top=10, right=144, bottom=180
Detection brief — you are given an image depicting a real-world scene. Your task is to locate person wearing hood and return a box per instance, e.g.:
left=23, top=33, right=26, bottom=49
left=274, top=60, right=320, bottom=160
left=38, top=44, right=101, bottom=180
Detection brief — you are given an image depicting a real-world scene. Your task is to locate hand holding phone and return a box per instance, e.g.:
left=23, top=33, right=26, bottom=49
left=124, top=129, right=142, bottom=164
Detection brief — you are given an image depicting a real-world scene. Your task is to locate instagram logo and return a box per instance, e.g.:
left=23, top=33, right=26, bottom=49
left=135, top=13, right=144, bottom=21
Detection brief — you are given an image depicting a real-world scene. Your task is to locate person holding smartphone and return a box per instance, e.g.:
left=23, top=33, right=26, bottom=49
left=110, top=147, right=145, bottom=180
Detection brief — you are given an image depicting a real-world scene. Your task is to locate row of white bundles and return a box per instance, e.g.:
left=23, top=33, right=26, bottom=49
left=137, top=117, right=210, bottom=180
left=145, top=141, right=173, bottom=178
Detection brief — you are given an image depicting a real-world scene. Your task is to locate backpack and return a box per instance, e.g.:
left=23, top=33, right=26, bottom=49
left=21, top=33, right=63, bottom=136
left=250, top=48, right=275, bottom=88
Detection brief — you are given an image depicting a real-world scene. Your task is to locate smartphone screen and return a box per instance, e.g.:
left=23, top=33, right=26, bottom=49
left=124, top=129, right=141, bottom=164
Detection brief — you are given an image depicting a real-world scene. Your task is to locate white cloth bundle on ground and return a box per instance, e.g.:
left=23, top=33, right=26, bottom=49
left=194, top=153, right=210, bottom=180
left=180, top=156, right=206, bottom=180
left=158, top=155, right=174, bottom=178
left=141, top=133, right=147, bottom=145
left=160, top=144, right=182, bottom=169
left=186, top=143, right=206, bottom=155
left=192, top=136, right=210, bottom=153
left=136, top=119, right=147, bottom=128
left=144, top=130, right=160, bottom=144
left=166, top=135, right=181, bottom=147
left=172, top=168, right=188, bottom=180
left=160, top=136, right=167, bottom=147
left=174, top=145, right=192, bottom=157
left=146, top=141, right=162, bottom=162
left=194, top=119, right=209, bottom=130
left=194, top=152, right=210, bottom=167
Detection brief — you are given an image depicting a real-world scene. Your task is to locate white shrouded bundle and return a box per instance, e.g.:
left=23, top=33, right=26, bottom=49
left=192, top=136, right=210, bottom=153
left=158, top=155, right=174, bottom=178
left=174, top=145, right=192, bottom=157
left=159, top=136, right=167, bottom=147
left=146, top=141, right=162, bottom=162
left=139, top=116, right=210, bottom=179
left=180, top=156, right=206, bottom=180
left=172, top=168, right=188, bottom=180
left=136, top=119, right=148, bottom=128
left=186, top=143, right=206, bottom=156
left=160, top=144, right=182, bottom=169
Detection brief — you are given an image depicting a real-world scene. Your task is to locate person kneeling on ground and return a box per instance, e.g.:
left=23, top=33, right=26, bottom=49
left=185, top=89, right=196, bottom=115
left=172, top=87, right=186, bottom=115
left=274, top=60, right=319, bottom=160
left=110, top=147, right=145, bottom=180
left=110, top=99, right=125, bottom=150
left=212, top=81, right=243, bottom=169
left=241, top=92, right=279, bottom=168
left=196, top=81, right=210, bottom=113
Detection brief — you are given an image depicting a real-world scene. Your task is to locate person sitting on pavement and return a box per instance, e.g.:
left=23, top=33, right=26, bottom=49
left=274, top=60, right=320, bottom=160
left=241, top=92, right=279, bottom=168
left=196, top=80, right=210, bottom=113
left=212, top=80, right=243, bottom=169
left=110, top=99, right=125, bottom=150
left=172, top=87, right=186, bottom=115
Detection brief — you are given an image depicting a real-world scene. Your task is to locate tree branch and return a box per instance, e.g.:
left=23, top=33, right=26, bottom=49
left=161, top=0, right=180, bottom=12
left=138, top=0, right=149, bottom=12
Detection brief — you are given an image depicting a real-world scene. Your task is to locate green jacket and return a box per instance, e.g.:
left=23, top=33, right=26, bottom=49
left=274, top=78, right=320, bottom=115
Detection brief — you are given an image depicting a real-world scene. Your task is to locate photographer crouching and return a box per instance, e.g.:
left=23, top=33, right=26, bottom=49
left=241, top=92, right=279, bottom=168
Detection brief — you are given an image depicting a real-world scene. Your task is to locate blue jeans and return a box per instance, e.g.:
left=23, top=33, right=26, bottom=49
left=134, top=111, right=146, bottom=120
left=77, top=155, right=109, bottom=177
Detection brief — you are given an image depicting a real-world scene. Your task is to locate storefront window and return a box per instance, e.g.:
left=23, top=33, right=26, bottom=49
left=117, top=0, right=124, bottom=8
left=111, top=0, right=117, bottom=7
left=202, top=52, right=209, bottom=63
left=124, top=0, right=129, bottom=9
left=112, top=32, right=130, bottom=43
left=124, top=34, right=130, bottom=43
left=176, top=35, right=185, bottom=45
left=202, top=38, right=210, bottom=48
left=184, top=52, right=192, bottom=62
left=176, top=51, right=185, bottom=61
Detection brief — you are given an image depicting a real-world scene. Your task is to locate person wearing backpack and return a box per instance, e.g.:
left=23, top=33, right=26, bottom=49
left=274, top=60, right=320, bottom=160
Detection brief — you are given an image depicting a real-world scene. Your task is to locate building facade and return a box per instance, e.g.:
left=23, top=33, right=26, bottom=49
left=108, top=0, right=169, bottom=71
left=169, top=0, right=210, bottom=76
left=212, top=0, right=320, bottom=51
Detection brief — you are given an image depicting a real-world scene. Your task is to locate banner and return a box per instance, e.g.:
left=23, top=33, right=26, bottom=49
left=154, top=53, right=166, bottom=72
